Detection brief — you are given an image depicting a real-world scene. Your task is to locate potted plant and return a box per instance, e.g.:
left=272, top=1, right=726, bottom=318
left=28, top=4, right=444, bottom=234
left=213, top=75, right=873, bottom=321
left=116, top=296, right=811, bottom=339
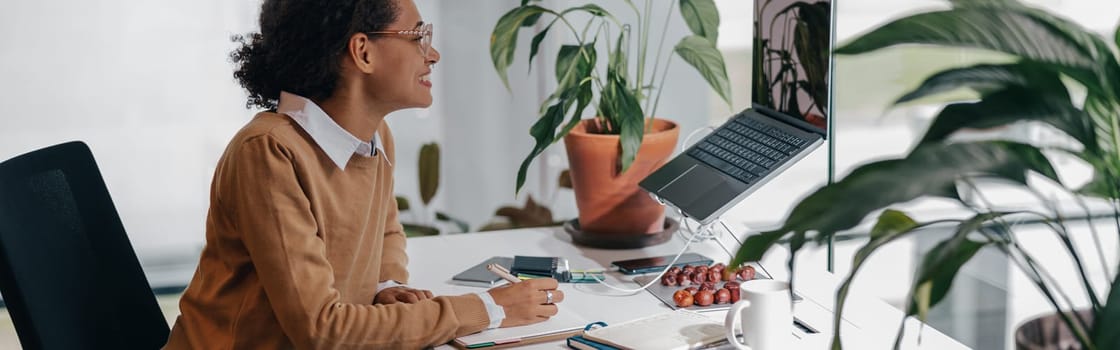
left=489, top=0, right=732, bottom=246
left=730, top=0, right=1120, bottom=349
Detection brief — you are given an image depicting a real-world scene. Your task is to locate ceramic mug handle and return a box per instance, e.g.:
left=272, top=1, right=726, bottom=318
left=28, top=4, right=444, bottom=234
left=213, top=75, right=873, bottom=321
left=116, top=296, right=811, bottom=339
left=724, top=299, right=754, bottom=350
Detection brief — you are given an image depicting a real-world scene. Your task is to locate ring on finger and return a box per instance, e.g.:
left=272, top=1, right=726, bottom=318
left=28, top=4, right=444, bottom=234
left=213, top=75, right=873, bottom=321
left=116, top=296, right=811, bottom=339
left=545, top=290, right=554, bottom=305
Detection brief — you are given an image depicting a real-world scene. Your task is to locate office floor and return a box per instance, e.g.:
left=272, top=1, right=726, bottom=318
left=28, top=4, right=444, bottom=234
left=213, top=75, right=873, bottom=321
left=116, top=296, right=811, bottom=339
left=0, top=293, right=183, bottom=348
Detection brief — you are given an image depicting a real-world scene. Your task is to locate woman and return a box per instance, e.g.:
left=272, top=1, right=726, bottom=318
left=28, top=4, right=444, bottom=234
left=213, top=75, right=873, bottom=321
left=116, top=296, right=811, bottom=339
left=164, top=0, right=563, bottom=348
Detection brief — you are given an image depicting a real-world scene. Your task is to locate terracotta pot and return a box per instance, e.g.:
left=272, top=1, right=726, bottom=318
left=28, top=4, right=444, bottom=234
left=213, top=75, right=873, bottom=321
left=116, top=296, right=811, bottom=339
left=1015, top=309, right=1093, bottom=350
left=563, top=118, right=679, bottom=236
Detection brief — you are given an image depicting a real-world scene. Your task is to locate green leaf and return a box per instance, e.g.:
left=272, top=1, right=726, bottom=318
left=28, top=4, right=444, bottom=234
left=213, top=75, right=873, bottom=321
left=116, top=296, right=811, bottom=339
left=918, top=87, right=1094, bottom=150
left=905, top=213, right=1003, bottom=322
left=418, top=143, right=440, bottom=205
left=679, top=0, right=720, bottom=45
left=776, top=142, right=1058, bottom=238
left=609, top=30, right=629, bottom=91
left=674, top=35, right=732, bottom=107
left=527, top=22, right=555, bottom=73
left=490, top=5, right=550, bottom=90
left=608, top=71, right=646, bottom=173
left=1084, top=93, right=1120, bottom=156
left=1091, top=269, right=1120, bottom=349
left=835, top=8, right=1098, bottom=84
left=1077, top=167, right=1120, bottom=199
left=435, top=211, right=470, bottom=233
left=515, top=99, right=569, bottom=194
left=870, top=210, right=919, bottom=240
left=395, top=196, right=410, bottom=211
left=560, top=4, right=611, bottom=18
left=556, top=44, right=596, bottom=88
left=895, top=63, right=1064, bottom=104
left=730, top=230, right=787, bottom=267
left=831, top=210, right=922, bottom=349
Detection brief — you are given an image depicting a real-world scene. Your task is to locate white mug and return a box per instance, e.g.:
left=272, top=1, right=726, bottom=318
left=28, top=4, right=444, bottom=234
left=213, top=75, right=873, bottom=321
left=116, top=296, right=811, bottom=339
left=724, top=279, right=793, bottom=350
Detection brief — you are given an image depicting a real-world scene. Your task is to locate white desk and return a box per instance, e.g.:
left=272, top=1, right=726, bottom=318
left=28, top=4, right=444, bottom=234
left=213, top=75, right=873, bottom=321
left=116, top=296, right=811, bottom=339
left=406, top=227, right=969, bottom=349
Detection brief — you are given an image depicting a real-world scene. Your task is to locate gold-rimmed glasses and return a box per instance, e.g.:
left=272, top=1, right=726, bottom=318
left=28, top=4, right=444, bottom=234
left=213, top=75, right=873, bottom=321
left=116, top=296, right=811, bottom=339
left=367, top=23, right=433, bottom=57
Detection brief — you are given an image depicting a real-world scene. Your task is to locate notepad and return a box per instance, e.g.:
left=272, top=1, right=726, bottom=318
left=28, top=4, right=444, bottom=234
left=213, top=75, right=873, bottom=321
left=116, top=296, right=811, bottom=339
left=581, top=310, right=725, bottom=350
left=451, top=304, right=585, bottom=349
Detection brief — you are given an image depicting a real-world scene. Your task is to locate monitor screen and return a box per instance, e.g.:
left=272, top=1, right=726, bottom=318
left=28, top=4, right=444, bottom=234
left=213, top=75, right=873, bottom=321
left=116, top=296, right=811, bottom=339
left=752, top=0, right=834, bottom=132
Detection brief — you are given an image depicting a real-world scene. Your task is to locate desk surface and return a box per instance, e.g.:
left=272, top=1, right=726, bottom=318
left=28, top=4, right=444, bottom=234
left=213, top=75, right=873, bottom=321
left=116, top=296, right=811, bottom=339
left=406, top=227, right=969, bottom=349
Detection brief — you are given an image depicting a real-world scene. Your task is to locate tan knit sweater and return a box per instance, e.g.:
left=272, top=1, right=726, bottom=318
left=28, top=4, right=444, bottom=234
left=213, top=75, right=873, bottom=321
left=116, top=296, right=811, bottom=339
left=164, top=112, right=489, bottom=349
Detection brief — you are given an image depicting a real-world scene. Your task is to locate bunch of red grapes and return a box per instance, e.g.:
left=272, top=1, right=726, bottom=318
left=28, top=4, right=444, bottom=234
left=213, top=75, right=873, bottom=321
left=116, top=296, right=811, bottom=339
left=661, top=263, right=756, bottom=307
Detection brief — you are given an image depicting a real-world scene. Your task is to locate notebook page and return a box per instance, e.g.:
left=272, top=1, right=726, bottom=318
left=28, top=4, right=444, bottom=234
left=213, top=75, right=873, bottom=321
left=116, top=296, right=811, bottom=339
left=455, top=305, right=586, bottom=346
left=584, top=310, right=724, bottom=350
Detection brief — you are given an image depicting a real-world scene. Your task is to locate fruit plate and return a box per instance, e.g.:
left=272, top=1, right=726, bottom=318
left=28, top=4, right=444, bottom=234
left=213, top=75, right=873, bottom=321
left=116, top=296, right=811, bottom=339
left=632, top=264, right=800, bottom=311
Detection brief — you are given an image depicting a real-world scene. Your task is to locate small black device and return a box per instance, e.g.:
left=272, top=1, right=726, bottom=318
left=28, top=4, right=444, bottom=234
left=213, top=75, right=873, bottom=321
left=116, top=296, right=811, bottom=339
left=611, top=253, right=714, bottom=275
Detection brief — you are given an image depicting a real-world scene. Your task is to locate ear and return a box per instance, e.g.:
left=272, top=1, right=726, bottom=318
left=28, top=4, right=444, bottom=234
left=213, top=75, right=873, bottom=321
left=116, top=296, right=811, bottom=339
left=347, top=33, right=376, bottom=74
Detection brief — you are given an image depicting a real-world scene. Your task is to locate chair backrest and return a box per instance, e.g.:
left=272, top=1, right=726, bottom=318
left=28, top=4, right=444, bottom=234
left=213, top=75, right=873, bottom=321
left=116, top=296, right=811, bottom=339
left=0, top=141, right=169, bottom=350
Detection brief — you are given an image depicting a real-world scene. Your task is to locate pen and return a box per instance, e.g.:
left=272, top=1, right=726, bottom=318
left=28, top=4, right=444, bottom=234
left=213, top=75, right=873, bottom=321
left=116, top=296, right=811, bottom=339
left=486, top=263, right=521, bottom=284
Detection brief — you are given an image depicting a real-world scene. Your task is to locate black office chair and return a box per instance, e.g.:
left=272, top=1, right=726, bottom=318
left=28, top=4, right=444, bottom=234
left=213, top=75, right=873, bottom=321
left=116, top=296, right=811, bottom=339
left=0, top=141, right=169, bottom=349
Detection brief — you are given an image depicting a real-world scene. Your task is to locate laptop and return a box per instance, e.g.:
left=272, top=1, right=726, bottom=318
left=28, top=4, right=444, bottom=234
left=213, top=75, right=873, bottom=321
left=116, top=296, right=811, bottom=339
left=640, top=0, right=836, bottom=225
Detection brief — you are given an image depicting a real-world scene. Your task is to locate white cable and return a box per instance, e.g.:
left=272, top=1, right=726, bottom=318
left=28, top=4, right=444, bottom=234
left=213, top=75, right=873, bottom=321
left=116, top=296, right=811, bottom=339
left=581, top=208, right=722, bottom=295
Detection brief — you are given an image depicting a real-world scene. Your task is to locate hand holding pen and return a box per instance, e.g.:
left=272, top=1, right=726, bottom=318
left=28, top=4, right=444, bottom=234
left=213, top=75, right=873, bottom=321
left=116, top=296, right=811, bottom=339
left=485, top=264, right=565, bottom=328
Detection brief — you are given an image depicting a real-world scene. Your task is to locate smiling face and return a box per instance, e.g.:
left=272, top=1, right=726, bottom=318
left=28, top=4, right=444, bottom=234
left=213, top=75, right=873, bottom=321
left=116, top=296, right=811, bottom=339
left=362, top=0, right=440, bottom=111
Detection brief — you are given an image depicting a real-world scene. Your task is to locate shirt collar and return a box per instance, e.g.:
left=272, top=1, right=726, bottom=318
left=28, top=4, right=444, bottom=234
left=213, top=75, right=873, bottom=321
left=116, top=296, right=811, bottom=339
left=277, top=91, right=386, bottom=170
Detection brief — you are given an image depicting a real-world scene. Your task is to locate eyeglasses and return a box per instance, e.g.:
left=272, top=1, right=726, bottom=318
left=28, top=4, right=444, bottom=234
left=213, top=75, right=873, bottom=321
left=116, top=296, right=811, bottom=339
left=367, top=23, right=434, bottom=57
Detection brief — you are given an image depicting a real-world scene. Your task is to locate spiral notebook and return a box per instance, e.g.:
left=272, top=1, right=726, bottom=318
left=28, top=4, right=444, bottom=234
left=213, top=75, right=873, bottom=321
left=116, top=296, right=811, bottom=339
left=451, top=304, right=585, bottom=349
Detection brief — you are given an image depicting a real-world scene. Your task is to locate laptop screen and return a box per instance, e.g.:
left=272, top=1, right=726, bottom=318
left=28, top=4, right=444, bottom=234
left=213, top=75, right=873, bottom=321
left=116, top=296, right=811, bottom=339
left=752, top=0, right=834, bottom=134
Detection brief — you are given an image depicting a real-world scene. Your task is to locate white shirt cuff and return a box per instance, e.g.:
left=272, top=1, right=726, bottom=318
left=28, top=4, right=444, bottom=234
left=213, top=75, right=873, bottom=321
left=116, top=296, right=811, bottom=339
left=376, top=280, right=404, bottom=294
left=477, top=292, right=505, bottom=329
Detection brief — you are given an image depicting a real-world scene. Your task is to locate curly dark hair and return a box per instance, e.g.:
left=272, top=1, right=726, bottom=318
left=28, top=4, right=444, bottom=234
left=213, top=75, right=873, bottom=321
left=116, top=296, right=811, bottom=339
left=230, top=0, right=400, bottom=110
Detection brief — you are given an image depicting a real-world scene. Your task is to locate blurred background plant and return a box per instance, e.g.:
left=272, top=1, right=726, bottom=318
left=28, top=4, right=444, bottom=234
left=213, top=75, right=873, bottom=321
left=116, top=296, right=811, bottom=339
left=479, top=170, right=573, bottom=231
left=396, top=142, right=470, bottom=237
left=731, top=0, right=1120, bottom=348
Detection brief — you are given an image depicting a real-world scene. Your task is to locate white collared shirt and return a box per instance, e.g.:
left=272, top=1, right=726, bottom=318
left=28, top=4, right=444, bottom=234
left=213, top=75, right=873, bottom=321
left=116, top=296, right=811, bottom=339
left=277, top=91, right=390, bottom=170
left=276, top=91, right=504, bottom=329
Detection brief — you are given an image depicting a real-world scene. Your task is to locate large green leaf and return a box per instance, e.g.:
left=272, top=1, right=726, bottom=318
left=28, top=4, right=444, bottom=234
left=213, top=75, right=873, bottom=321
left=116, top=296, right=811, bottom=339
left=829, top=210, right=921, bottom=350
left=1092, top=269, right=1120, bottom=349
left=418, top=143, right=440, bottom=205
left=918, top=87, right=1094, bottom=150
left=1084, top=93, right=1120, bottom=156
left=556, top=44, right=596, bottom=88
left=895, top=63, right=1064, bottom=104
left=679, top=0, right=720, bottom=45
left=490, top=6, right=550, bottom=90
left=778, top=142, right=1058, bottom=240
left=606, top=69, right=646, bottom=173
left=515, top=95, right=572, bottom=194
left=835, top=9, right=1098, bottom=84
left=674, top=35, right=732, bottom=106
left=527, top=21, right=555, bottom=73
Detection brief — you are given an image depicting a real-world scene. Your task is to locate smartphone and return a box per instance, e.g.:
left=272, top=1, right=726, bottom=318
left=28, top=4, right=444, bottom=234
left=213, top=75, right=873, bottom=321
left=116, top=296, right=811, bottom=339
left=611, top=253, right=714, bottom=275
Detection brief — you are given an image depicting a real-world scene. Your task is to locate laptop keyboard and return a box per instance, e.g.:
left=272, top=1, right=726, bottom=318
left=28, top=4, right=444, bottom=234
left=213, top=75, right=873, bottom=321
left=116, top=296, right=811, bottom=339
left=687, top=117, right=814, bottom=185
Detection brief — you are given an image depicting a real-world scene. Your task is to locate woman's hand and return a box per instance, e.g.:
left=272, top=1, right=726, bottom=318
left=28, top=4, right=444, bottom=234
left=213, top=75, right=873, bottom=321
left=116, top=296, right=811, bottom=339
left=374, top=286, right=434, bottom=304
left=487, top=278, right=565, bottom=328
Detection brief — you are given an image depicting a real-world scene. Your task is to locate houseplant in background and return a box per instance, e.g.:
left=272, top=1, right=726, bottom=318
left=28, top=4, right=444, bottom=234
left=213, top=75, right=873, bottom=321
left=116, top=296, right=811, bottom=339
left=396, top=142, right=470, bottom=237
left=490, top=0, right=732, bottom=247
left=730, top=0, right=1120, bottom=348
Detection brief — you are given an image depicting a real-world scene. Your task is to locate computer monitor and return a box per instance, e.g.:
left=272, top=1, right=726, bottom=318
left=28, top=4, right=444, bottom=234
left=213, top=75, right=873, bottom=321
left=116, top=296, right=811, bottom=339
left=753, top=0, right=834, bottom=133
